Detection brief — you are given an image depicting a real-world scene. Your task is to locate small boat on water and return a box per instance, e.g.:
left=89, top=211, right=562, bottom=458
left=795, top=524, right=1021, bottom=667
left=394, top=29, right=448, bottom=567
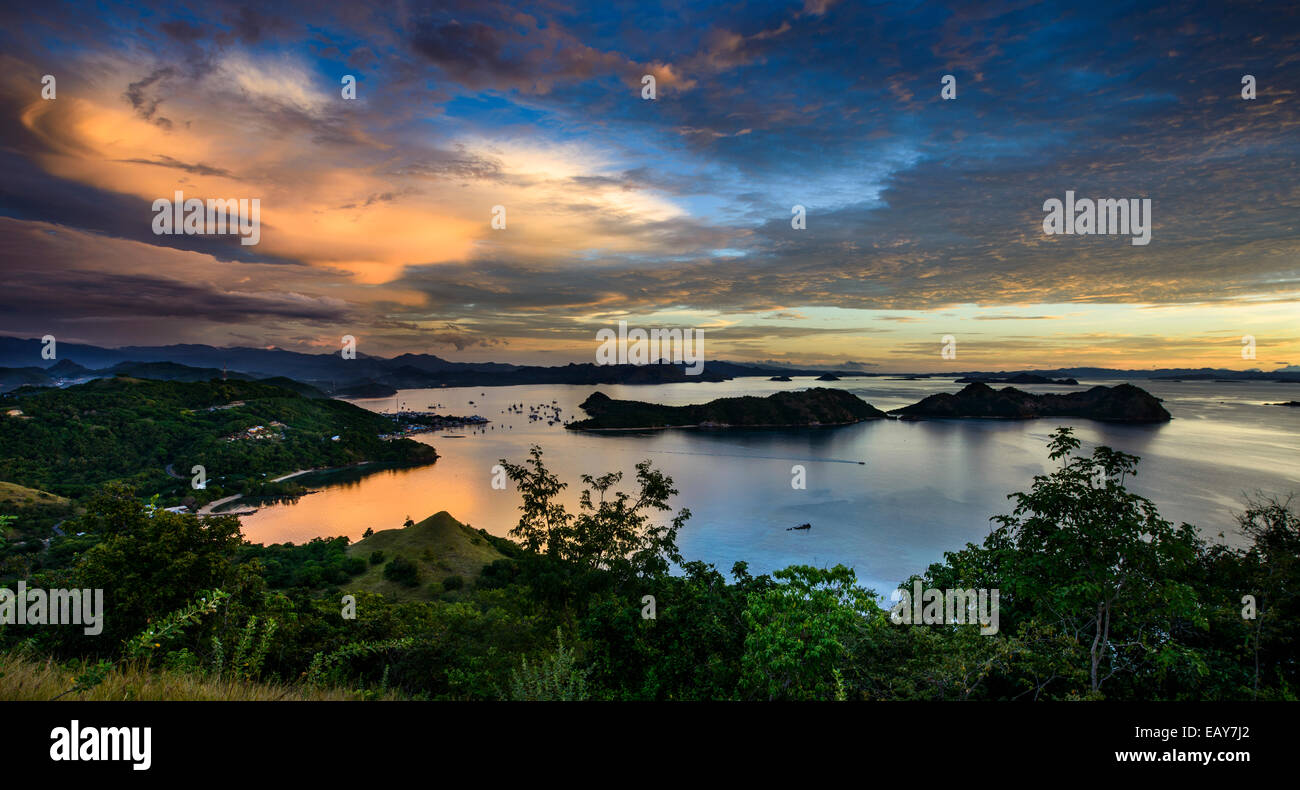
left=786, top=523, right=811, bottom=531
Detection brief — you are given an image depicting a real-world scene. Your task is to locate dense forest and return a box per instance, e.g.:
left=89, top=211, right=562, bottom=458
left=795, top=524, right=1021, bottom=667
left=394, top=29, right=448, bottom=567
left=1, top=427, right=1295, bottom=701
left=0, top=377, right=437, bottom=507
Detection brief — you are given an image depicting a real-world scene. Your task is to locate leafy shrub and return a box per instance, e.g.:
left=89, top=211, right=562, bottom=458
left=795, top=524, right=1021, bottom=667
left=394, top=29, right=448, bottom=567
left=508, top=629, right=589, bottom=701
left=382, top=556, right=420, bottom=587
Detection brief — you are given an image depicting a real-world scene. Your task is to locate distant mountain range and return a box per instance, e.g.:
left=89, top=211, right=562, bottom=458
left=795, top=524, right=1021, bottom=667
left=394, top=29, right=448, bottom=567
left=1, top=335, right=1296, bottom=394
left=0, top=357, right=328, bottom=396
left=898, top=367, right=1300, bottom=382
left=0, top=336, right=835, bottom=394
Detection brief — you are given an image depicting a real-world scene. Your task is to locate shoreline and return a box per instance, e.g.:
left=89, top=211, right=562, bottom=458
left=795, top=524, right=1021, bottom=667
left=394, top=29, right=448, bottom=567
left=195, top=457, right=437, bottom=516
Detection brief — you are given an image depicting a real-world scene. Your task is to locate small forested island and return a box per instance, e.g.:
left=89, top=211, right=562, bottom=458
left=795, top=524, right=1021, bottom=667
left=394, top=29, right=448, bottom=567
left=769, top=375, right=793, bottom=382
left=814, top=373, right=841, bottom=381
left=566, top=388, right=887, bottom=431
left=955, top=373, right=1079, bottom=385
left=890, top=382, right=1171, bottom=422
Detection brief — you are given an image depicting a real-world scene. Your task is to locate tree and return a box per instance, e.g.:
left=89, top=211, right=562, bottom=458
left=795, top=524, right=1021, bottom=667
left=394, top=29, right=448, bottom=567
left=932, top=428, right=1205, bottom=697
left=72, top=483, right=248, bottom=648
left=382, top=556, right=420, bottom=587
left=499, top=446, right=689, bottom=586
left=739, top=564, right=878, bottom=700
left=1206, top=495, right=1300, bottom=698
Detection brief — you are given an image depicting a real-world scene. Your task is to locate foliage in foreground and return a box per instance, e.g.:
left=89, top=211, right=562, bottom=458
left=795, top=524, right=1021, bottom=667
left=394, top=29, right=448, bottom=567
left=2, top=430, right=1297, bottom=701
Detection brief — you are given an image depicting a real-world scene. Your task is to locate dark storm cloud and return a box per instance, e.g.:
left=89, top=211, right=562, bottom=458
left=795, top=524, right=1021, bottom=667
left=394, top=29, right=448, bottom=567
left=0, top=148, right=298, bottom=267
left=0, top=257, right=349, bottom=330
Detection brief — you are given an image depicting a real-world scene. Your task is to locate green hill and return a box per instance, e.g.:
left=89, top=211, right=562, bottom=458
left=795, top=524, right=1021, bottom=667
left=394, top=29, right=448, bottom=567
left=0, top=376, right=436, bottom=502
left=0, top=480, right=70, bottom=509
left=344, top=511, right=508, bottom=601
left=0, top=480, right=73, bottom=537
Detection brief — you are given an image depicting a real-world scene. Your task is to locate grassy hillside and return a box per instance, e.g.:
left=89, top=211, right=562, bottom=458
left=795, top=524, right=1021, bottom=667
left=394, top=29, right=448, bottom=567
left=0, top=481, right=73, bottom=538
left=0, top=480, right=70, bottom=510
left=344, top=511, right=508, bottom=601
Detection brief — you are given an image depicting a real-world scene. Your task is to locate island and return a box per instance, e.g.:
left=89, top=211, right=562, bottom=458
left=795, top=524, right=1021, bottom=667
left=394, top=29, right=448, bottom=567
left=566, top=388, right=888, bottom=431
left=955, top=373, right=1079, bottom=385
left=769, top=375, right=793, bottom=382
left=815, top=373, right=841, bottom=381
left=890, top=382, right=1171, bottom=423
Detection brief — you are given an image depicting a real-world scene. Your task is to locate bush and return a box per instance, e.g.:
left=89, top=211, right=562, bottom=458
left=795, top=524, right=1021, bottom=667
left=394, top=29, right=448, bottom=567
left=297, top=566, right=323, bottom=588
left=508, top=629, right=590, bottom=701
left=442, top=574, right=464, bottom=591
left=369, top=550, right=385, bottom=565
left=382, top=556, right=420, bottom=587
left=476, top=558, right=518, bottom=590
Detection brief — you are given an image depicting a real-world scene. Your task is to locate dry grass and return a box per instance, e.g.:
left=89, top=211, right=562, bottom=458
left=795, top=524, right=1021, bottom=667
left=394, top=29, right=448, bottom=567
left=0, top=480, right=70, bottom=508
left=0, top=651, right=387, bottom=701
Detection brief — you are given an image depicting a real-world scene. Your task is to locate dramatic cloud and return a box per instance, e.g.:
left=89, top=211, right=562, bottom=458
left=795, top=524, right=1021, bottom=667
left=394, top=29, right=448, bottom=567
left=0, top=0, right=1296, bottom=368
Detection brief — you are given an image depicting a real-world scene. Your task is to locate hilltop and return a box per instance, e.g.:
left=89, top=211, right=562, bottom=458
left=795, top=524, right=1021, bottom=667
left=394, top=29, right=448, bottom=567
left=567, top=388, right=888, bottom=431
left=344, top=511, right=509, bottom=601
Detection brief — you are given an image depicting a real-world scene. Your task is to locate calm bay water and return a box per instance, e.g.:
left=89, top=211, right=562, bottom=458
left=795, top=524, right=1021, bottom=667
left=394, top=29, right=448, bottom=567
left=238, top=378, right=1300, bottom=594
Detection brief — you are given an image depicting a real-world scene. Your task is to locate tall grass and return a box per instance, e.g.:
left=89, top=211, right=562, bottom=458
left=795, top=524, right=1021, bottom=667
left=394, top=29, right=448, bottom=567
left=0, top=651, right=389, bottom=701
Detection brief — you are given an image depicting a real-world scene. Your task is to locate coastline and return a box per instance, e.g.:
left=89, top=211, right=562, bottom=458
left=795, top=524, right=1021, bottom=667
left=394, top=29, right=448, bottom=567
left=196, top=457, right=439, bottom=516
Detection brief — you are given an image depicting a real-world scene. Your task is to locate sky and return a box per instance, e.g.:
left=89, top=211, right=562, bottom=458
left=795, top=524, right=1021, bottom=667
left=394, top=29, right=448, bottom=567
left=0, top=0, right=1297, bottom=371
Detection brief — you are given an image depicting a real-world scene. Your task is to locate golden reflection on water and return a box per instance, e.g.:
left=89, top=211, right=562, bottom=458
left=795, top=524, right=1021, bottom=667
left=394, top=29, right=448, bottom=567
left=239, top=461, right=488, bottom=545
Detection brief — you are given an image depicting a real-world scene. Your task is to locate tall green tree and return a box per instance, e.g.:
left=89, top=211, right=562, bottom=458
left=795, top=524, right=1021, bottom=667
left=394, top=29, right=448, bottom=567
left=927, top=428, right=1205, bottom=697
left=739, top=564, right=878, bottom=700
left=72, top=483, right=249, bottom=648
left=499, top=446, right=689, bottom=585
